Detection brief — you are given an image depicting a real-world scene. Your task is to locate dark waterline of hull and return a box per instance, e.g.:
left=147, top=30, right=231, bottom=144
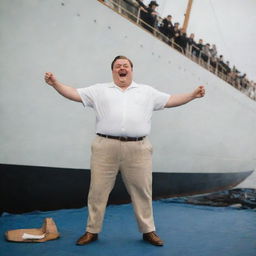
left=0, top=164, right=253, bottom=214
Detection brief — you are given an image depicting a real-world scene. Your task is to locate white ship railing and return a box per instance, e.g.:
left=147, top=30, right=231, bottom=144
left=98, top=0, right=256, bottom=101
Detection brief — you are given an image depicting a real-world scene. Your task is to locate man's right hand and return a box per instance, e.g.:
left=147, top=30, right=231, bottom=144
left=43, top=72, right=82, bottom=102
left=45, top=72, right=58, bottom=87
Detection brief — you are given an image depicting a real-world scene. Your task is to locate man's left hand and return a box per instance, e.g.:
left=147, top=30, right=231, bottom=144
left=193, top=86, right=205, bottom=98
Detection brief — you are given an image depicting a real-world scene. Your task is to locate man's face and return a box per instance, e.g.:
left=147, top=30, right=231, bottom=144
left=152, top=4, right=157, bottom=10
left=112, top=59, right=133, bottom=88
left=167, top=16, right=172, bottom=22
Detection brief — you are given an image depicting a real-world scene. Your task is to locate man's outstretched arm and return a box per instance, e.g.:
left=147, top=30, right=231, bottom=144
left=165, top=85, right=205, bottom=108
left=44, top=72, right=82, bottom=102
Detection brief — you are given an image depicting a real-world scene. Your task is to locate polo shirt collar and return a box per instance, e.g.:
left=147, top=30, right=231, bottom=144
left=109, top=81, right=138, bottom=90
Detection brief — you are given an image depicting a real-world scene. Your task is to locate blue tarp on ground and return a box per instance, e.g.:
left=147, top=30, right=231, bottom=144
left=1, top=200, right=256, bottom=256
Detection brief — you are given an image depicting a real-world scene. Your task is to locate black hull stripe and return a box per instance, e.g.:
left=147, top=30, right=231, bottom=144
left=0, top=164, right=253, bottom=214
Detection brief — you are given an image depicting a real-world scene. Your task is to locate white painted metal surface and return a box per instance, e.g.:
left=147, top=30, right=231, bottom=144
left=0, top=0, right=255, bottom=176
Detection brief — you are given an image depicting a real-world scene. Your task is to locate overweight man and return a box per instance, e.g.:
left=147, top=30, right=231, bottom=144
left=44, top=55, right=205, bottom=246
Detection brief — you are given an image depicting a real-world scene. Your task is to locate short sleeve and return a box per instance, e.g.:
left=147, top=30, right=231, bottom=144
left=77, top=85, right=97, bottom=108
left=151, top=87, right=170, bottom=111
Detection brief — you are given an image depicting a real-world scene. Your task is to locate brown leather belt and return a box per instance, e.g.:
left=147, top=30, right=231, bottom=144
left=97, top=133, right=145, bottom=142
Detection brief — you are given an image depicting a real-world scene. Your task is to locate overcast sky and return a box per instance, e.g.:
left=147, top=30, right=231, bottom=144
left=144, top=0, right=256, bottom=82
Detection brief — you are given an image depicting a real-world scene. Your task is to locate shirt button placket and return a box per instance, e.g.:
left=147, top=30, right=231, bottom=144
left=121, top=92, right=127, bottom=135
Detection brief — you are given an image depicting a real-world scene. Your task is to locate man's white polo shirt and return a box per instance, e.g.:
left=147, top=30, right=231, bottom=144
left=77, top=81, right=170, bottom=137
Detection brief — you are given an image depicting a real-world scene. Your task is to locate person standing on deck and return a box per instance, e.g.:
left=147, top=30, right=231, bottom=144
left=44, top=55, right=205, bottom=246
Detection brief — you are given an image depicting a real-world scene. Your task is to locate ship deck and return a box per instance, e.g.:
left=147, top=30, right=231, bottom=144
left=1, top=200, right=255, bottom=256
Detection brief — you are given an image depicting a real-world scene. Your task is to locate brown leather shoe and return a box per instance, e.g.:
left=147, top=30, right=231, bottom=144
left=76, top=232, right=98, bottom=245
left=143, top=231, right=164, bottom=246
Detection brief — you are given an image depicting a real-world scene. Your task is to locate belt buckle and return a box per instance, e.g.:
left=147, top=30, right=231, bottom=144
left=120, top=136, right=128, bottom=141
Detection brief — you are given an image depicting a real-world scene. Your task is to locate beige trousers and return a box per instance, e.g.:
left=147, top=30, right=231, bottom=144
left=86, top=135, right=155, bottom=234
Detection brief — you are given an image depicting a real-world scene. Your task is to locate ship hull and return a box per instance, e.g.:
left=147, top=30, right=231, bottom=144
left=0, top=0, right=256, bottom=214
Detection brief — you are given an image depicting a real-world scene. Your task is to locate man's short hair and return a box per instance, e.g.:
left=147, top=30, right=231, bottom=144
left=111, top=56, right=133, bottom=70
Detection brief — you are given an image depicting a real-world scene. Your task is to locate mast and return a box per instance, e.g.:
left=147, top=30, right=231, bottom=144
left=182, top=0, right=193, bottom=33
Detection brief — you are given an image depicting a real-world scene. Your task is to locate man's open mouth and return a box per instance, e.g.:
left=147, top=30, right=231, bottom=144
left=119, top=71, right=127, bottom=77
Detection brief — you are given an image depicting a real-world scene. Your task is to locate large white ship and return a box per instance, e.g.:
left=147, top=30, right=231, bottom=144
left=0, top=0, right=255, bottom=214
